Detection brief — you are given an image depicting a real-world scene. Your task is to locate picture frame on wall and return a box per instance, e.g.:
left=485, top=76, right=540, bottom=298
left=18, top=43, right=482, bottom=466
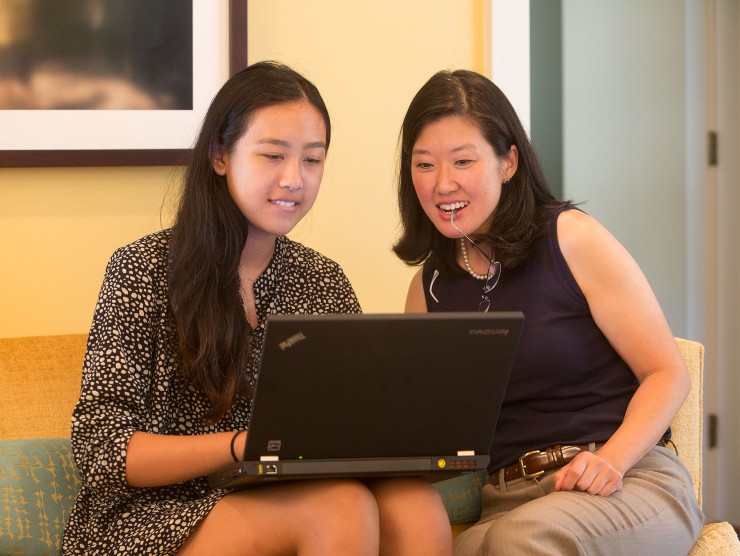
left=0, top=0, right=247, bottom=168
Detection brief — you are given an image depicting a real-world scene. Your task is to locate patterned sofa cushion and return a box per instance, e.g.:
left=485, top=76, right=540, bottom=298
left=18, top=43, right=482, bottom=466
left=432, top=469, right=487, bottom=524
left=0, top=439, right=80, bottom=556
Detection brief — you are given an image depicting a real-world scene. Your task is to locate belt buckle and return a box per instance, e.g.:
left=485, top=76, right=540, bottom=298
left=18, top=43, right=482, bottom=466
left=518, top=450, right=545, bottom=479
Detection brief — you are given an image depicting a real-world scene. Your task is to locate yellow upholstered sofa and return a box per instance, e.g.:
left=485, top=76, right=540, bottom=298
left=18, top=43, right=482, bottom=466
left=1, top=334, right=87, bottom=555
left=1, top=334, right=739, bottom=555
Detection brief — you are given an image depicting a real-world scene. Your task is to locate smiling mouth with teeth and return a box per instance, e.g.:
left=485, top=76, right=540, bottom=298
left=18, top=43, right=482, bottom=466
left=439, top=201, right=469, bottom=214
left=273, top=200, right=297, bottom=207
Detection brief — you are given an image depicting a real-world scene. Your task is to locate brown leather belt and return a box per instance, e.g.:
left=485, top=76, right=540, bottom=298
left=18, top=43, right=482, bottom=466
left=491, top=440, right=667, bottom=486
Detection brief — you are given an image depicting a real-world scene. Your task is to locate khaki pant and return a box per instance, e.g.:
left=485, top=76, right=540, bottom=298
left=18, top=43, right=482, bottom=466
left=454, top=446, right=704, bottom=556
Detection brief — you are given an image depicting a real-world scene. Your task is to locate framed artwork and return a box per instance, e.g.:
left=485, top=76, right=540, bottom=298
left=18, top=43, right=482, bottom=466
left=0, top=0, right=247, bottom=167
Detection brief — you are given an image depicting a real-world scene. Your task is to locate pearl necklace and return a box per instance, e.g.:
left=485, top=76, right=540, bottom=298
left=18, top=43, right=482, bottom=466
left=459, top=238, right=489, bottom=280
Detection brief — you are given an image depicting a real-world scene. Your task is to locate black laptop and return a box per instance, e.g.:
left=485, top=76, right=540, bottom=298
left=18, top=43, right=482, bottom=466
left=208, top=311, right=523, bottom=489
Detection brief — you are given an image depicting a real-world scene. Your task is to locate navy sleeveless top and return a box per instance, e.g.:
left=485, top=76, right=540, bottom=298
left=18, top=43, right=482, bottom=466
left=422, top=207, right=643, bottom=471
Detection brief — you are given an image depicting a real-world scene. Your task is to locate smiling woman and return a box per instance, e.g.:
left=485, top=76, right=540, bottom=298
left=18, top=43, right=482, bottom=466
left=212, top=101, right=327, bottom=249
left=409, top=115, right=516, bottom=251
left=61, top=61, right=453, bottom=556
left=393, top=68, right=705, bottom=555
left=210, top=99, right=328, bottom=330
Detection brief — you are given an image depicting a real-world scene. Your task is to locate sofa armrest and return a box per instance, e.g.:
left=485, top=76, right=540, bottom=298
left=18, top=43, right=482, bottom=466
left=0, top=438, right=81, bottom=555
left=689, top=523, right=740, bottom=556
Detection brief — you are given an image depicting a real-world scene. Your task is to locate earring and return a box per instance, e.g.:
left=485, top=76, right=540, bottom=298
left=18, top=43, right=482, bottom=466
left=503, top=177, right=510, bottom=184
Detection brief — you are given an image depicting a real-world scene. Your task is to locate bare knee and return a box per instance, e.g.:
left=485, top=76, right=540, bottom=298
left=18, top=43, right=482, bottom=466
left=370, top=478, right=453, bottom=556
left=180, top=480, right=380, bottom=556
left=306, top=479, right=380, bottom=533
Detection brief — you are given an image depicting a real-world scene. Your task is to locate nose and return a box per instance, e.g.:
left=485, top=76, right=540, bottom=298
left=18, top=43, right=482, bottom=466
left=279, top=158, right=303, bottom=191
left=435, top=164, right=458, bottom=195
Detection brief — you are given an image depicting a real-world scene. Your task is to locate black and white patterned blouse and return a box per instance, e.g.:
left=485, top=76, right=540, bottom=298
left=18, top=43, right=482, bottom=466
left=62, top=230, right=361, bottom=555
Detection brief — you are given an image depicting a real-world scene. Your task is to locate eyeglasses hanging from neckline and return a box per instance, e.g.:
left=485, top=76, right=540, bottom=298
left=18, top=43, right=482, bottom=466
left=450, top=209, right=501, bottom=312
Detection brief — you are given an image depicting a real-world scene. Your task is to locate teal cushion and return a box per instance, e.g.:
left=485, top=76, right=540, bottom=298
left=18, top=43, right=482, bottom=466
left=0, top=438, right=81, bottom=556
left=433, top=470, right=487, bottom=524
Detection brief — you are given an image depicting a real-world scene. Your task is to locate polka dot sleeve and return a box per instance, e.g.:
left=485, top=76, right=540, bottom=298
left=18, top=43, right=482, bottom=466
left=71, top=237, right=166, bottom=500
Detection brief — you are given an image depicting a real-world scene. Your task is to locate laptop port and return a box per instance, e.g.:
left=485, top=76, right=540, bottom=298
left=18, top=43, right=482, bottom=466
left=264, top=464, right=278, bottom=475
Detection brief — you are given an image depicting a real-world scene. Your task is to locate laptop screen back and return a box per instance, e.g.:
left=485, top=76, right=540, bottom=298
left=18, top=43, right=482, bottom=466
left=243, top=312, right=524, bottom=463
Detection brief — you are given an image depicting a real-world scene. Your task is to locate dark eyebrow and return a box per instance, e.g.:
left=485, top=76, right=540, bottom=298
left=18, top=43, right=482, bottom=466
left=412, top=143, right=478, bottom=156
left=256, top=138, right=326, bottom=150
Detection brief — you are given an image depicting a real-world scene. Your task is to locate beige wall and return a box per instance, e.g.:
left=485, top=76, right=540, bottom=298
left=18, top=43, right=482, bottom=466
left=0, top=0, right=478, bottom=338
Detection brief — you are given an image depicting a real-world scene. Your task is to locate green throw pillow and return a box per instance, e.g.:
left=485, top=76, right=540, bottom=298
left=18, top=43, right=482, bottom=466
left=0, top=438, right=81, bottom=556
left=433, top=470, right=487, bottom=524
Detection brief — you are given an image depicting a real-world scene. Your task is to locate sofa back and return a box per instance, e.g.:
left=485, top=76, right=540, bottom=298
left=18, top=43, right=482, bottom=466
left=671, top=337, right=704, bottom=507
left=0, top=334, right=87, bottom=439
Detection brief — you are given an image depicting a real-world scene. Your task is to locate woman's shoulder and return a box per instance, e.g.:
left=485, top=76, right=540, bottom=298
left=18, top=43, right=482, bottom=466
left=106, top=229, right=171, bottom=282
left=277, top=237, right=360, bottom=311
left=555, top=207, right=633, bottom=295
left=279, top=236, right=345, bottom=276
left=111, top=229, right=170, bottom=259
left=556, top=207, right=609, bottom=252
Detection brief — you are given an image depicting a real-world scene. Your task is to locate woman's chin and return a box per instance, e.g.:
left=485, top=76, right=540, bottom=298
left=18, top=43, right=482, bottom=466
left=432, top=223, right=461, bottom=239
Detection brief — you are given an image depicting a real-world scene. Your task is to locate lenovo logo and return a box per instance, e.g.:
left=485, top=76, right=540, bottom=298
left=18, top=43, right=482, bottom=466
left=469, top=328, right=510, bottom=336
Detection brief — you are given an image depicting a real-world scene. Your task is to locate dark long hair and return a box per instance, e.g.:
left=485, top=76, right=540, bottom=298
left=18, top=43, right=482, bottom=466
left=393, top=69, right=565, bottom=276
left=168, top=61, right=331, bottom=422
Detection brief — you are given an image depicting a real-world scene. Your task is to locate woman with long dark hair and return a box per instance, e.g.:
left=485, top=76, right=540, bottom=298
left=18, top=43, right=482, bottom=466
left=63, top=62, right=452, bottom=556
left=394, top=69, right=704, bottom=555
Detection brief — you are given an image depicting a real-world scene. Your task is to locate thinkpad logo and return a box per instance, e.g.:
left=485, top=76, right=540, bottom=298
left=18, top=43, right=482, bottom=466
left=279, top=331, right=307, bottom=351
